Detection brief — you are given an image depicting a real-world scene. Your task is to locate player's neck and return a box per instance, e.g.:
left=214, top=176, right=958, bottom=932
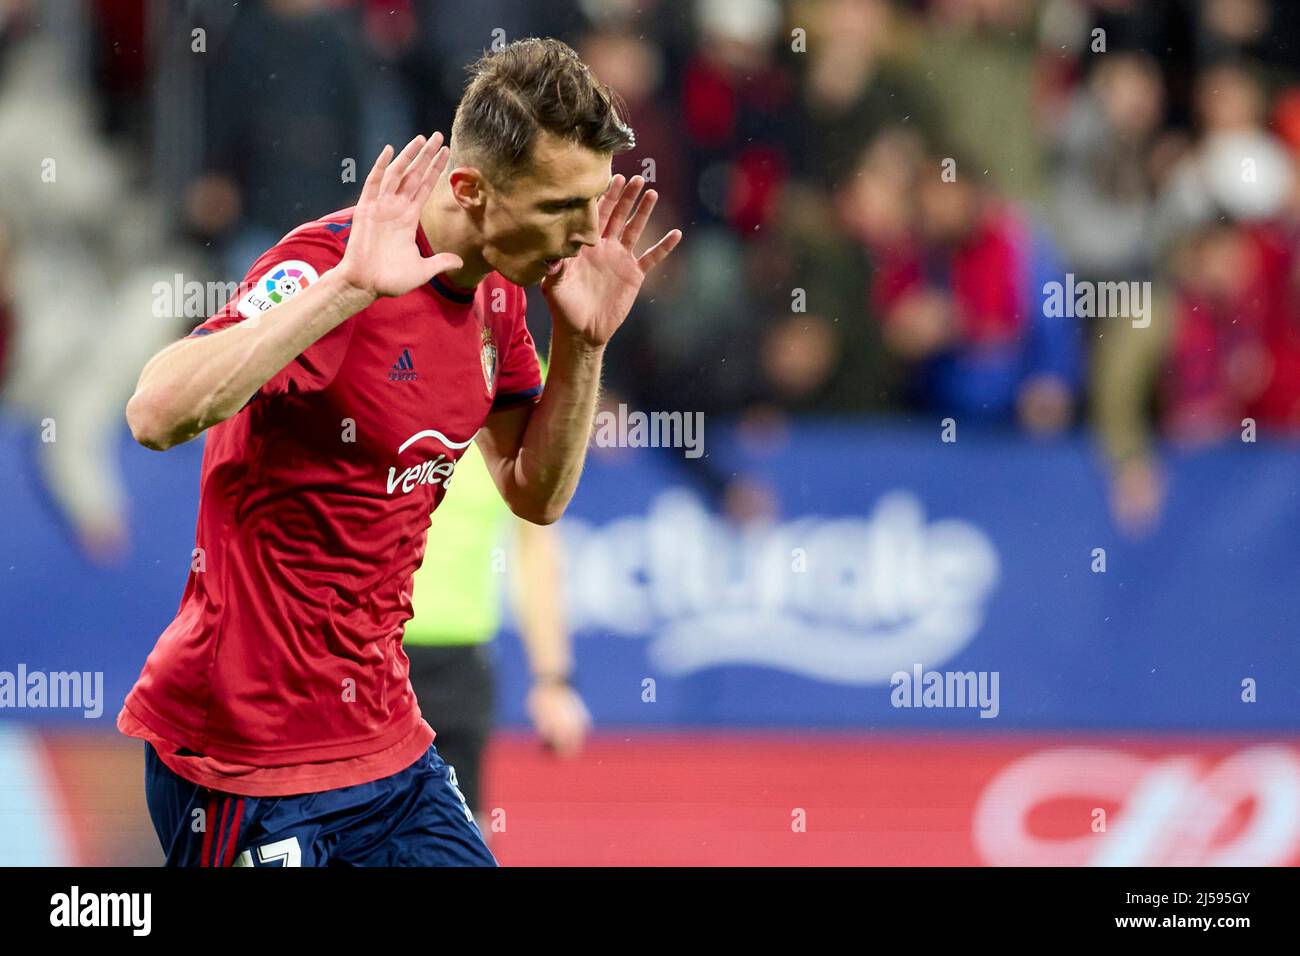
left=419, top=182, right=492, bottom=291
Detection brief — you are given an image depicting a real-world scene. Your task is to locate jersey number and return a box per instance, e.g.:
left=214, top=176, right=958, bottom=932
left=233, top=837, right=302, bottom=867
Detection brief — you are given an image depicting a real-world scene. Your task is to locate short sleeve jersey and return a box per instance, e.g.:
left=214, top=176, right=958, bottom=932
left=117, top=209, right=542, bottom=796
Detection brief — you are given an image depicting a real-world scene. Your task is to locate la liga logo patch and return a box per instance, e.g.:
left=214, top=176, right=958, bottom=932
left=237, top=260, right=320, bottom=320
left=265, top=265, right=312, bottom=303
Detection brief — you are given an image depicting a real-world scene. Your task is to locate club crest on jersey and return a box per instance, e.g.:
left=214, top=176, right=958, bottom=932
left=480, top=327, right=498, bottom=397
left=237, top=260, right=319, bottom=320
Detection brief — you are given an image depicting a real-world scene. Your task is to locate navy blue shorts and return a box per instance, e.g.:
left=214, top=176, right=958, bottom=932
left=143, top=742, right=497, bottom=867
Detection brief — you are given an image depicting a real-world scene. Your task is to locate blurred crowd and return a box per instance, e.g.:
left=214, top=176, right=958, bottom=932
left=3, top=0, right=1300, bottom=556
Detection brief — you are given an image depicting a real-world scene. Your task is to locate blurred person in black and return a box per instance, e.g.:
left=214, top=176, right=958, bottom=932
left=790, top=0, right=940, bottom=191
left=186, top=0, right=368, bottom=278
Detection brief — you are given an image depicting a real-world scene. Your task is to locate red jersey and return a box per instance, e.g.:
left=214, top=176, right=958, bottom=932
left=118, top=209, right=542, bottom=796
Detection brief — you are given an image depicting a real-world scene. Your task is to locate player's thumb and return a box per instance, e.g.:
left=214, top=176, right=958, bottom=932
left=422, top=252, right=464, bottom=282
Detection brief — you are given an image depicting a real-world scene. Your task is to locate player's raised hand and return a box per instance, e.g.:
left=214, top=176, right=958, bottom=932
left=336, top=133, right=463, bottom=299
left=540, top=174, right=683, bottom=347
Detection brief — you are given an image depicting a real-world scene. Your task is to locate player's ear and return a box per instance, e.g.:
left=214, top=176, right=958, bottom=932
left=448, top=168, right=487, bottom=212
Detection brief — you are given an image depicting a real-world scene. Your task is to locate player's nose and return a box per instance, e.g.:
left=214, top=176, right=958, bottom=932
left=569, top=201, right=601, bottom=248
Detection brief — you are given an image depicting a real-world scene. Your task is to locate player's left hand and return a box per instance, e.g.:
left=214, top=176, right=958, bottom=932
left=541, top=174, right=682, bottom=347
left=526, top=681, right=592, bottom=758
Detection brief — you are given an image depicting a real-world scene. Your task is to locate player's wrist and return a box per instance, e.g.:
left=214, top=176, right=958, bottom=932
left=322, top=265, right=381, bottom=311
left=549, top=321, right=608, bottom=356
left=531, top=670, right=574, bottom=689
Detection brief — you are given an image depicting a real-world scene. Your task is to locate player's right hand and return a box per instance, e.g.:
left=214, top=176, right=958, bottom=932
left=336, top=133, right=463, bottom=299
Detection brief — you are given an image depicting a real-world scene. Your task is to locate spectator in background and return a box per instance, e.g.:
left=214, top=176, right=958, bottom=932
left=1162, top=218, right=1297, bottom=439
left=1196, top=0, right=1276, bottom=72
left=740, top=0, right=933, bottom=418
left=916, top=0, right=1047, bottom=201
left=679, top=0, right=798, bottom=232
left=590, top=0, right=800, bottom=420
left=791, top=0, right=940, bottom=191
left=186, top=0, right=368, bottom=278
left=1052, top=51, right=1173, bottom=533
left=1158, top=61, right=1300, bottom=435
left=856, top=138, right=1080, bottom=432
left=1051, top=53, right=1167, bottom=289
left=756, top=312, right=841, bottom=412
left=1096, top=57, right=1300, bottom=532
left=1158, top=60, right=1289, bottom=236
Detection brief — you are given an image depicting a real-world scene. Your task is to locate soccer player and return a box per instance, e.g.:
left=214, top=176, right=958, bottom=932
left=118, top=38, right=680, bottom=866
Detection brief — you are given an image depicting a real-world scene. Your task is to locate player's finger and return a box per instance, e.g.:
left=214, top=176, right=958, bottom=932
left=381, top=135, right=426, bottom=195
left=398, top=132, right=444, bottom=199
left=425, top=134, right=451, bottom=183
left=394, top=134, right=429, bottom=175
left=359, top=144, right=393, bottom=206
left=429, top=142, right=451, bottom=185
left=395, top=136, right=437, bottom=195
left=621, top=188, right=658, bottom=249
left=637, top=229, right=683, bottom=273
left=603, top=175, right=644, bottom=239
left=596, top=174, right=626, bottom=234
left=394, top=134, right=430, bottom=187
left=412, top=145, right=449, bottom=208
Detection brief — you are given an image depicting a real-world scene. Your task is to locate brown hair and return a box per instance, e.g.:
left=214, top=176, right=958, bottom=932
left=451, top=37, right=635, bottom=185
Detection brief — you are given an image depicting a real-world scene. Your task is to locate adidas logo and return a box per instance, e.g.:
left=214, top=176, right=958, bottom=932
left=389, top=348, right=418, bottom=382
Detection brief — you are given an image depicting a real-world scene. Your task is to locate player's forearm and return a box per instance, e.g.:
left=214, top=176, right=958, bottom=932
left=126, top=270, right=375, bottom=450
left=505, top=329, right=604, bottom=524
left=510, top=519, right=572, bottom=680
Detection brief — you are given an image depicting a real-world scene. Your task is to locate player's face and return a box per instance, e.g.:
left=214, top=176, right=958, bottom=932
left=479, top=131, right=613, bottom=285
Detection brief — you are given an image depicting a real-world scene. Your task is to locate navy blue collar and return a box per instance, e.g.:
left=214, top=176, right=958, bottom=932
left=429, top=273, right=475, bottom=304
